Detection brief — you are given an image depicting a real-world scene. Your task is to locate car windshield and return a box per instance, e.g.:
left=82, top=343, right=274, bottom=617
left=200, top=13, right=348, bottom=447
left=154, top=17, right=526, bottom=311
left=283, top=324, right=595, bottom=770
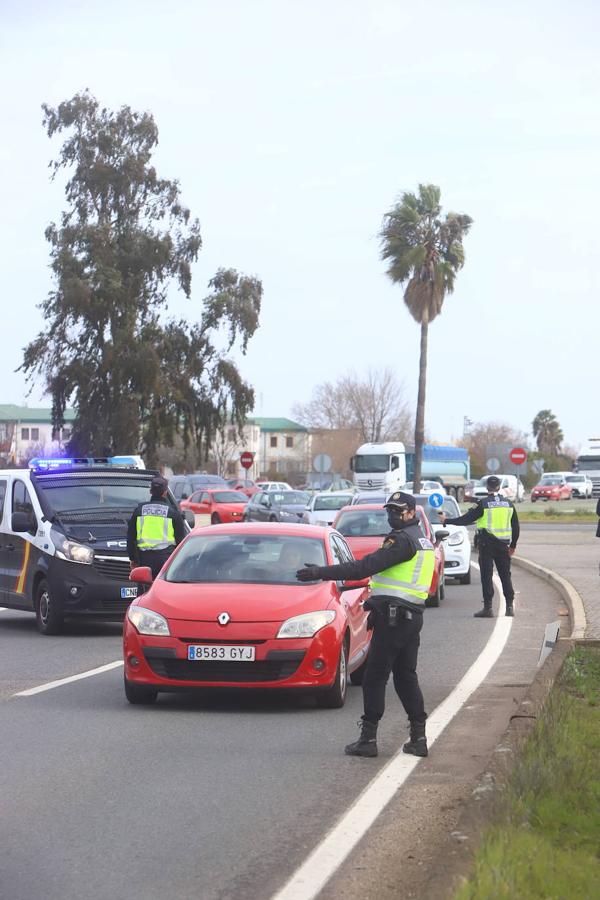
left=271, top=491, right=309, bottom=505
left=413, top=495, right=460, bottom=524
left=565, top=476, right=583, bottom=483
left=35, top=476, right=156, bottom=513
left=166, top=534, right=326, bottom=584
left=355, top=494, right=387, bottom=505
left=354, top=455, right=389, bottom=474
left=211, top=491, right=248, bottom=503
left=314, top=494, right=353, bottom=511
left=335, top=509, right=389, bottom=537
left=540, top=476, right=562, bottom=485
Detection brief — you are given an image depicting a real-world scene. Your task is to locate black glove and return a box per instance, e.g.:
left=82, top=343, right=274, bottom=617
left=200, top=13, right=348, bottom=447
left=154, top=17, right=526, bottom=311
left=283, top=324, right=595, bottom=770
left=366, top=610, right=376, bottom=631
left=296, top=565, right=323, bottom=582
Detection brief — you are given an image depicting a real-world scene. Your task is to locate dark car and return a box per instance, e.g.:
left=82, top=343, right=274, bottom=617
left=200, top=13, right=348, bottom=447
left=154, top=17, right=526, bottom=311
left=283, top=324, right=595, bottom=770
left=244, top=490, right=310, bottom=523
left=169, top=473, right=228, bottom=502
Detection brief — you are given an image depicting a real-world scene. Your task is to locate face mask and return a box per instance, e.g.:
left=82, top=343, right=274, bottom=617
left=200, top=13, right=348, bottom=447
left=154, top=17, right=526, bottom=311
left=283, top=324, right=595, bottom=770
left=387, top=508, right=406, bottom=529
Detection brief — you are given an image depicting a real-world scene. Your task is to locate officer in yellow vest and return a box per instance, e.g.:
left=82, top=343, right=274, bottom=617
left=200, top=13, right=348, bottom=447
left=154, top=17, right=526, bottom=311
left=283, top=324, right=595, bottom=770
left=297, top=491, right=435, bottom=759
left=439, top=474, right=519, bottom=617
left=127, top=476, right=186, bottom=578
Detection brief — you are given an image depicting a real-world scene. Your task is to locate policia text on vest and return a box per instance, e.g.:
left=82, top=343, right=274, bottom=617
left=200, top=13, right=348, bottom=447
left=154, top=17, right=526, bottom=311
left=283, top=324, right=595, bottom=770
left=127, top=479, right=186, bottom=578
left=296, top=491, right=436, bottom=758
left=442, top=480, right=519, bottom=618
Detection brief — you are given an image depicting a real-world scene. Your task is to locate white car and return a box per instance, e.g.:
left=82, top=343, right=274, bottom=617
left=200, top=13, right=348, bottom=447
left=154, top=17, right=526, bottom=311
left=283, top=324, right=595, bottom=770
left=404, top=480, right=445, bottom=495
left=565, top=474, right=593, bottom=499
left=414, top=493, right=472, bottom=584
left=472, top=474, right=523, bottom=503
left=302, top=492, right=355, bottom=525
left=255, top=481, right=293, bottom=492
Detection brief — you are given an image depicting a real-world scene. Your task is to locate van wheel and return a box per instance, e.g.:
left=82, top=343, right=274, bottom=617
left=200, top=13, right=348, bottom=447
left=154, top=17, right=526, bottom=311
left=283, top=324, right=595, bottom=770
left=124, top=676, right=158, bottom=705
left=34, top=578, right=64, bottom=635
left=317, top=641, right=348, bottom=708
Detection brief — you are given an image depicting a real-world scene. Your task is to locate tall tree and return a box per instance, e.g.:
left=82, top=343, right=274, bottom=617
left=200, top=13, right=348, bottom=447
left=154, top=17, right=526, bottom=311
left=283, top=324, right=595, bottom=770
left=380, top=184, right=472, bottom=489
left=21, top=92, right=261, bottom=466
left=293, top=368, right=412, bottom=443
left=532, top=409, right=564, bottom=456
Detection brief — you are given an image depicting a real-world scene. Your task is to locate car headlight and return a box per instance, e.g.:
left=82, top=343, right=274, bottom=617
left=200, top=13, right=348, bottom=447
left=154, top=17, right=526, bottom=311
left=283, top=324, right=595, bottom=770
left=127, top=605, right=170, bottom=636
left=277, top=610, right=336, bottom=638
left=51, top=528, right=94, bottom=565
left=447, top=532, right=465, bottom=546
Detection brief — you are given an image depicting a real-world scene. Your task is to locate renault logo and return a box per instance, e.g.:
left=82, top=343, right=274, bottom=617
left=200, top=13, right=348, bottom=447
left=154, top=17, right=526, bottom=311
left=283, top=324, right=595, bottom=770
left=217, top=612, right=230, bottom=626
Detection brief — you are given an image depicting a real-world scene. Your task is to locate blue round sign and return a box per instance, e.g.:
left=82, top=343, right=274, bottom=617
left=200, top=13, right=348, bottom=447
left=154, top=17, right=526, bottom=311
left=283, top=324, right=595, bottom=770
left=428, top=492, right=445, bottom=509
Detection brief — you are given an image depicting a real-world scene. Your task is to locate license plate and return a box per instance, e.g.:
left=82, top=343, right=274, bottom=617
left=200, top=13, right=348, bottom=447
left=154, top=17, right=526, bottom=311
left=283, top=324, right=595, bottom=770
left=187, top=645, right=256, bottom=662
left=120, top=586, right=138, bottom=599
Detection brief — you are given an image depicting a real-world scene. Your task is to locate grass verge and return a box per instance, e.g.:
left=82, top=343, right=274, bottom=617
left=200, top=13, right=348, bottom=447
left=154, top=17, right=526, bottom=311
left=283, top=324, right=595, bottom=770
left=455, top=646, right=600, bottom=899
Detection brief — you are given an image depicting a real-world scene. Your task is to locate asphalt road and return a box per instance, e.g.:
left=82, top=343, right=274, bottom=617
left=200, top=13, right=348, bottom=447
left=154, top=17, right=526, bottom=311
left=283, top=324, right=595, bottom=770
left=0, top=567, right=556, bottom=900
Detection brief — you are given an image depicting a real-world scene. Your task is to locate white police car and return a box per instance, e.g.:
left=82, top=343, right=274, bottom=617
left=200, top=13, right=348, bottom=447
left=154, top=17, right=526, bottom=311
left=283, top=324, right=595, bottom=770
left=0, top=457, right=186, bottom=634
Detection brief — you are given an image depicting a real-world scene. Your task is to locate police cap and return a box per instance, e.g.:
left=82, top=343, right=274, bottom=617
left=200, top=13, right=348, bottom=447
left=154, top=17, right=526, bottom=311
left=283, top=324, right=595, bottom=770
left=486, top=475, right=501, bottom=492
left=384, top=491, right=416, bottom=511
left=150, top=475, right=169, bottom=495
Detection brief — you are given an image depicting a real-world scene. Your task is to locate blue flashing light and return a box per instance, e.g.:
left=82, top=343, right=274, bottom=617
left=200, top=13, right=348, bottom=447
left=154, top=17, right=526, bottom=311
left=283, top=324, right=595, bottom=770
left=29, top=456, right=142, bottom=472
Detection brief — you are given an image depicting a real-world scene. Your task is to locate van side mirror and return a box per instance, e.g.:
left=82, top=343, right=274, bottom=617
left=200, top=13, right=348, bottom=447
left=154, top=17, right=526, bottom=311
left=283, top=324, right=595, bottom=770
left=130, top=566, right=153, bottom=585
left=12, top=511, right=36, bottom=534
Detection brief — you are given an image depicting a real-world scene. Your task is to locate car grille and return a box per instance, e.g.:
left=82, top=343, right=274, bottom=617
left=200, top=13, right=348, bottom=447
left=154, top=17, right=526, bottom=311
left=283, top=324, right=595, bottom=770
left=146, top=657, right=303, bottom=683
left=93, top=555, right=131, bottom=581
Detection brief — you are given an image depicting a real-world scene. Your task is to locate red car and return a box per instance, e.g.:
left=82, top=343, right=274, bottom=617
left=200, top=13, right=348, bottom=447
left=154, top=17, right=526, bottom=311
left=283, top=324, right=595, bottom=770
left=180, top=488, right=248, bottom=523
left=531, top=475, right=572, bottom=502
left=123, top=523, right=371, bottom=707
left=227, top=478, right=260, bottom=498
left=333, top=503, right=447, bottom=607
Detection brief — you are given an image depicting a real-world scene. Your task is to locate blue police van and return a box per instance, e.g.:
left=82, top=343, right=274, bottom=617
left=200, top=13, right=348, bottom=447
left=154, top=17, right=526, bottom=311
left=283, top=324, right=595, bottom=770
left=0, top=458, right=187, bottom=634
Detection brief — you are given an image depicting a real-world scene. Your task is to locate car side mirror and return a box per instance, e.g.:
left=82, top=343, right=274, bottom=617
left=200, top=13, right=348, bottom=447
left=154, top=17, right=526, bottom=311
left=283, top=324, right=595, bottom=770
left=182, top=509, right=195, bottom=528
left=130, top=566, right=153, bottom=584
left=435, top=529, right=449, bottom=542
left=12, top=511, right=36, bottom=533
left=340, top=578, right=369, bottom=591
left=181, top=492, right=189, bottom=500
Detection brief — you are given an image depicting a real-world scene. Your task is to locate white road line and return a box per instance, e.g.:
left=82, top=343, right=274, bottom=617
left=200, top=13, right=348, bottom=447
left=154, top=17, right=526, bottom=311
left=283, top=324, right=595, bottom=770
left=14, top=660, right=123, bottom=697
left=272, top=567, right=511, bottom=900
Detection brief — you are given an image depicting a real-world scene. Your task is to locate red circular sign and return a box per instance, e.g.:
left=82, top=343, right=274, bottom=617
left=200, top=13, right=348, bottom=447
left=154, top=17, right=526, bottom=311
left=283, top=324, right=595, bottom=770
left=240, top=451, right=254, bottom=469
left=509, top=447, right=527, bottom=465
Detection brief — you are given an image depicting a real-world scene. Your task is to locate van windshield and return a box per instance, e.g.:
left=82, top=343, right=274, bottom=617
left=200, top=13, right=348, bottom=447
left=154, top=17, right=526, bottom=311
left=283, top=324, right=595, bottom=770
left=35, top=476, right=155, bottom=514
left=354, top=455, right=389, bottom=474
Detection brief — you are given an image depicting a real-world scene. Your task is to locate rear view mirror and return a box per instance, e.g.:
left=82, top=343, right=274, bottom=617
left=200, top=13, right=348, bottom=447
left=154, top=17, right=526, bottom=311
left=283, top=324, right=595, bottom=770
left=340, top=578, right=369, bottom=591
left=130, top=566, right=153, bottom=585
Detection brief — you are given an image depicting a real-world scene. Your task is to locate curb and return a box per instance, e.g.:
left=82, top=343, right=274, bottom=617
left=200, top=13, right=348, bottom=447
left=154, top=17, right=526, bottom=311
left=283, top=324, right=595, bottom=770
left=512, top=553, right=587, bottom=640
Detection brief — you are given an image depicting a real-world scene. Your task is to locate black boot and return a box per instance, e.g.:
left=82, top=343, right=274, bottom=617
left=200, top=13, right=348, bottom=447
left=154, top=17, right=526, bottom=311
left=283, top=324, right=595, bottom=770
left=344, top=718, right=378, bottom=757
left=474, top=606, right=494, bottom=618
left=403, top=719, right=428, bottom=757
left=505, top=604, right=514, bottom=616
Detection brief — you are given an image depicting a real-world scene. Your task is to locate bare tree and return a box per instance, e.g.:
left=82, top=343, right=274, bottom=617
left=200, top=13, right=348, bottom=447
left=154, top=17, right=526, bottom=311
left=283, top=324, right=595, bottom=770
left=293, top=369, right=412, bottom=444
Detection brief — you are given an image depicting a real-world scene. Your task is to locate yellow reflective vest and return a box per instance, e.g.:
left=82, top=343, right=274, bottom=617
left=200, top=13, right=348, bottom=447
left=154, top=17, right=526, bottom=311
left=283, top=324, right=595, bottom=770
left=370, top=528, right=435, bottom=609
left=476, top=496, right=513, bottom=542
left=136, top=502, right=176, bottom=551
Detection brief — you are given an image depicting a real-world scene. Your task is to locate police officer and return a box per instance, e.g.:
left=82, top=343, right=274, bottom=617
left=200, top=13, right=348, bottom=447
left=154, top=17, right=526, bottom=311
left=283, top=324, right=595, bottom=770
left=296, top=491, right=435, bottom=759
left=127, top=475, right=186, bottom=578
left=439, top=474, right=519, bottom=617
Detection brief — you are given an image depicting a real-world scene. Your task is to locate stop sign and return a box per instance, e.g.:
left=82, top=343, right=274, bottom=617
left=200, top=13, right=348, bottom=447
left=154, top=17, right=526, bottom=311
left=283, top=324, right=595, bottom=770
left=240, top=451, right=254, bottom=470
left=509, top=447, right=527, bottom=465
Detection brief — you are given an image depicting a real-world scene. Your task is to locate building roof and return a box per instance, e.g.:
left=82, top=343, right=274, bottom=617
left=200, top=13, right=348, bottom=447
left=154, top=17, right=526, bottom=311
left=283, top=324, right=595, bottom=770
left=248, top=417, right=307, bottom=433
left=0, top=404, right=76, bottom=424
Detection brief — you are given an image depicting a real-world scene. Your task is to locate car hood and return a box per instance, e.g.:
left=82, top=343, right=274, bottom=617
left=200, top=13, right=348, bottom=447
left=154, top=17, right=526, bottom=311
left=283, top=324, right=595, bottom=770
left=276, top=504, right=307, bottom=517
left=140, top=580, right=335, bottom=622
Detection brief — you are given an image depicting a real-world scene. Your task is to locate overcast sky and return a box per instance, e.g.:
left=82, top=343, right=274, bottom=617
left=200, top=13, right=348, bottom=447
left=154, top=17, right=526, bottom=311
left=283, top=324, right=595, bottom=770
left=1, top=0, right=598, bottom=451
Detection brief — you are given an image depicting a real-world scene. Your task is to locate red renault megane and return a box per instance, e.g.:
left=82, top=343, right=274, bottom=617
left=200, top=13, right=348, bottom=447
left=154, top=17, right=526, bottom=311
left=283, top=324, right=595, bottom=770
left=123, top=524, right=371, bottom=708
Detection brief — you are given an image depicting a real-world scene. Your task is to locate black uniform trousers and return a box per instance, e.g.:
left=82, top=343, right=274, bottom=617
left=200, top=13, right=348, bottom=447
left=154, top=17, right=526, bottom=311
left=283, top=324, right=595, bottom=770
left=137, top=548, right=174, bottom=579
left=478, top=537, right=514, bottom=607
left=362, top=608, right=426, bottom=725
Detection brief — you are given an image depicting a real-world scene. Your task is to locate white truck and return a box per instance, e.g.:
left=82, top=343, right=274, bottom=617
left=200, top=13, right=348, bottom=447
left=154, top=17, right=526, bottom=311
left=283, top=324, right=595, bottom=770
left=350, top=441, right=471, bottom=501
left=575, top=439, right=600, bottom=496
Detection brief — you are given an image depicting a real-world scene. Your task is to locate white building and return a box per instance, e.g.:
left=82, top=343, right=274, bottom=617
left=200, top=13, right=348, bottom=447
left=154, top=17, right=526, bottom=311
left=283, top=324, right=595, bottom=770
left=0, top=404, right=75, bottom=465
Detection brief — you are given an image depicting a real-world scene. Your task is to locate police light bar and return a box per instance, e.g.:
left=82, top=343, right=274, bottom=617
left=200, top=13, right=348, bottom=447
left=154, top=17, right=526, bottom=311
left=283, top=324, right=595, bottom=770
left=29, top=456, right=143, bottom=471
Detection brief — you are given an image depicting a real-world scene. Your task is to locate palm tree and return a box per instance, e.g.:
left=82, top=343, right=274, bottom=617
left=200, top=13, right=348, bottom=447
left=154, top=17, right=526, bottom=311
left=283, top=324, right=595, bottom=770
left=532, top=410, right=564, bottom=456
left=380, top=184, right=472, bottom=489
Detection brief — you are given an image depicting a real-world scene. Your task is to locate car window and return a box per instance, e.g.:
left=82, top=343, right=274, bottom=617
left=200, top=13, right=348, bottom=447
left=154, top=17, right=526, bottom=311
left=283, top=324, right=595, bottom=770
left=413, top=494, right=459, bottom=524
left=329, top=535, right=347, bottom=565
left=189, top=491, right=203, bottom=502
left=211, top=491, right=247, bottom=503
left=336, top=509, right=388, bottom=537
left=165, top=533, right=326, bottom=584
left=314, top=494, right=353, bottom=511
left=0, top=479, right=7, bottom=523
left=335, top=535, right=355, bottom=562
left=12, top=480, right=36, bottom=526
left=172, top=482, right=184, bottom=499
